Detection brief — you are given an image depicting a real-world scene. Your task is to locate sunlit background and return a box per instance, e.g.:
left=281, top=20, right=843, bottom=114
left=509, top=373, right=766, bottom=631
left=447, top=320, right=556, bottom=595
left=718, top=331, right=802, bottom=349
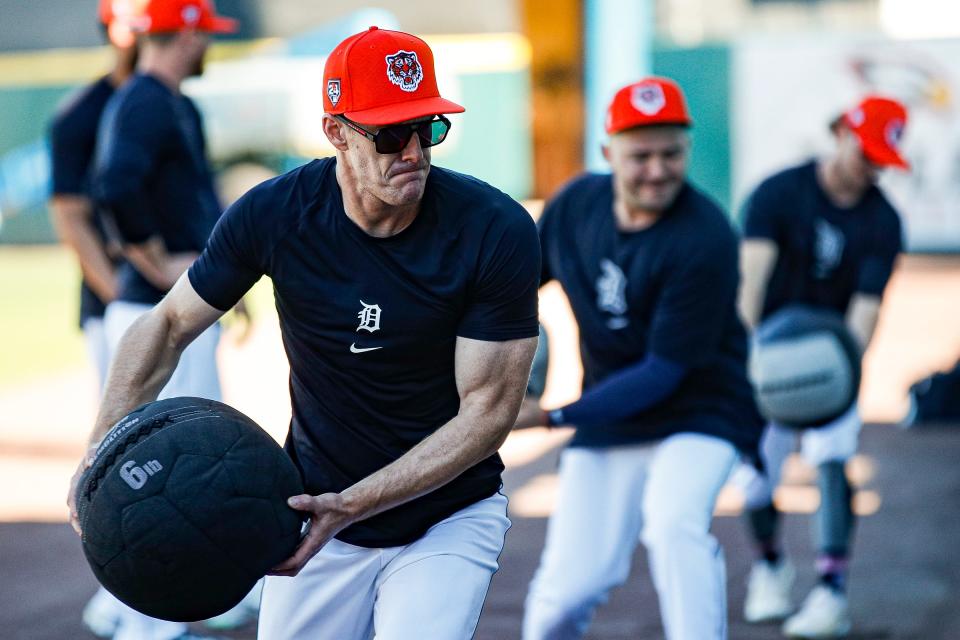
left=1, top=2, right=959, bottom=636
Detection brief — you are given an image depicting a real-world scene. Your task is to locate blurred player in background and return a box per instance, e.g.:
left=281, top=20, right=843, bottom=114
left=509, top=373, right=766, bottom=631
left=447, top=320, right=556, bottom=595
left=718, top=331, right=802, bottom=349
left=515, top=77, right=764, bottom=640
left=88, top=0, right=251, bottom=638
left=93, top=0, right=238, bottom=404
left=48, top=2, right=136, bottom=636
left=737, top=96, right=908, bottom=638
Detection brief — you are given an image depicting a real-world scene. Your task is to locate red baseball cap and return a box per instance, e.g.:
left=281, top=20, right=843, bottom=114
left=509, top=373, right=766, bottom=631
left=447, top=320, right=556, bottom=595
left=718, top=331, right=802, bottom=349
left=841, top=96, right=909, bottom=170
left=131, top=0, right=238, bottom=34
left=323, top=26, right=465, bottom=126
left=99, top=0, right=140, bottom=47
left=605, top=77, right=692, bottom=135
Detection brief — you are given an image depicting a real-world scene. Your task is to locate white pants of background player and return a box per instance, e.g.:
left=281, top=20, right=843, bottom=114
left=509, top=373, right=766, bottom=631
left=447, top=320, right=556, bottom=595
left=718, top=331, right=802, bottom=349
left=105, top=300, right=222, bottom=404
left=523, top=432, right=738, bottom=640
left=735, top=404, right=861, bottom=509
left=259, top=492, right=510, bottom=640
left=80, top=317, right=129, bottom=639
left=100, top=300, right=223, bottom=640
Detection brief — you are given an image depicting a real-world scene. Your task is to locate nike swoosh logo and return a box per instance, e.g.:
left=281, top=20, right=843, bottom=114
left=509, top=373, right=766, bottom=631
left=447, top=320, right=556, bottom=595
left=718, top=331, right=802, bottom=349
left=350, top=343, right=383, bottom=354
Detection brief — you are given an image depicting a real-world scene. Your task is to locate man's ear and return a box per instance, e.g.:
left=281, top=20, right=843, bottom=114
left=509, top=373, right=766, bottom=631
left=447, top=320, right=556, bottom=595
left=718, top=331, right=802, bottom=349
left=322, top=115, right=349, bottom=152
left=601, top=143, right=611, bottom=163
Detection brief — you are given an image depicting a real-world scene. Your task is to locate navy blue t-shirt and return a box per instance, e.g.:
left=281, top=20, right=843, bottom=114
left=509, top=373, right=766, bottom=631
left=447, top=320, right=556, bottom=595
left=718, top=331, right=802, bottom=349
left=49, top=75, right=119, bottom=326
left=188, top=158, right=540, bottom=547
left=539, top=173, right=763, bottom=451
left=742, top=161, right=903, bottom=320
left=94, top=73, right=222, bottom=305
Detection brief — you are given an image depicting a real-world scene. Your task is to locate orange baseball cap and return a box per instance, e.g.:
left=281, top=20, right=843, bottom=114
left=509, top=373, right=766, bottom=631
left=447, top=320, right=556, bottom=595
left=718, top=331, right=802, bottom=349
left=323, top=26, right=465, bottom=126
left=98, top=0, right=140, bottom=47
left=606, top=77, right=692, bottom=135
left=131, top=0, right=238, bottom=34
left=842, top=96, right=909, bottom=170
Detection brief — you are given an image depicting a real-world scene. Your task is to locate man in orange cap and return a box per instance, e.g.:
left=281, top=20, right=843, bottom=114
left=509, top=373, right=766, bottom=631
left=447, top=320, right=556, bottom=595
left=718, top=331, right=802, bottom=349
left=48, top=2, right=138, bottom=637
left=514, top=77, right=764, bottom=639
left=737, top=97, right=908, bottom=638
left=70, top=26, right=539, bottom=639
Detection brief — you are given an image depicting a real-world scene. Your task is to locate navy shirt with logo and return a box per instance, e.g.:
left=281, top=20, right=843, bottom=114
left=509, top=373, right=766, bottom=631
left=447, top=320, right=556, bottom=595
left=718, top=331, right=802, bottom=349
left=94, top=73, right=222, bottom=305
left=188, top=158, right=540, bottom=547
left=539, top=173, right=763, bottom=452
left=49, top=76, right=120, bottom=326
left=742, top=161, right=903, bottom=321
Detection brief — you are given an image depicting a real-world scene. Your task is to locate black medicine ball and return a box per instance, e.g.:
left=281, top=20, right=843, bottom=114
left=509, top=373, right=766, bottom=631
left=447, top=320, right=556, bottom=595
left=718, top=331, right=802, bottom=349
left=750, top=306, right=862, bottom=428
left=75, top=397, right=304, bottom=622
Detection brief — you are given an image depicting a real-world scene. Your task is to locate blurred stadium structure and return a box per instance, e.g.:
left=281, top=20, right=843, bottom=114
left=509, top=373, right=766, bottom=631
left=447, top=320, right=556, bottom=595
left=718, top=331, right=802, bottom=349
left=1, top=0, right=959, bottom=249
left=0, top=5, right=532, bottom=243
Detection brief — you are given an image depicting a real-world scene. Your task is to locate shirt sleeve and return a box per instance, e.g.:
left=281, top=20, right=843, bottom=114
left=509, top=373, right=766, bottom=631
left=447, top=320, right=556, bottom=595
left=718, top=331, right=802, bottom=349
left=187, top=189, right=268, bottom=311
left=647, top=232, right=739, bottom=368
left=857, top=206, right=903, bottom=296
left=457, top=205, right=541, bottom=341
left=549, top=353, right=687, bottom=426
left=741, top=178, right=784, bottom=242
left=92, top=97, right=169, bottom=244
left=49, top=112, right=92, bottom=196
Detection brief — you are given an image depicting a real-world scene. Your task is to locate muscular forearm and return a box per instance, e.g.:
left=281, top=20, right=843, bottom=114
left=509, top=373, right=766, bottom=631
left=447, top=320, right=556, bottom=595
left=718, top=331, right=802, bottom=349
left=337, top=337, right=532, bottom=524
left=89, top=308, right=185, bottom=445
left=340, top=400, right=515, bottom=524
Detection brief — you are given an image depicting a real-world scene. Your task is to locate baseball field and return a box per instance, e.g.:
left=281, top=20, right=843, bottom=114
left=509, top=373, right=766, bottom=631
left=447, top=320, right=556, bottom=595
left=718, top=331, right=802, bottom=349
left=2, top=247, right=960, bottom=638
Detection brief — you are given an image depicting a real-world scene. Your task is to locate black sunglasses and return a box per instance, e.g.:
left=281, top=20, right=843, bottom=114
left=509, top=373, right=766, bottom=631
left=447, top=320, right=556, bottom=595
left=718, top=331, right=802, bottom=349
left=334, top=114, right=452, bottom=154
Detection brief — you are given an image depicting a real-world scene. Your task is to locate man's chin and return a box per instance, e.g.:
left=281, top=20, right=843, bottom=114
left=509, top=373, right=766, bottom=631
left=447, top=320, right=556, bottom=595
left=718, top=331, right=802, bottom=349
left=635, top=191, right=679, bottom=213
left=386, top=180, right=426, bottom=206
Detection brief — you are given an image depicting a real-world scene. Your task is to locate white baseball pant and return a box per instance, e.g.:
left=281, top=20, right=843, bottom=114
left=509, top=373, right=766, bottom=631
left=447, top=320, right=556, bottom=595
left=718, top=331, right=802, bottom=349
left=259, top=492, right=510, bottom=640
left=738, top=404, right=861, bottom=510
left=82, top=317, right=110, bottom=389
left=523, top=432, right=738, bottom=640
left=104, top=300, right=222, bottom=401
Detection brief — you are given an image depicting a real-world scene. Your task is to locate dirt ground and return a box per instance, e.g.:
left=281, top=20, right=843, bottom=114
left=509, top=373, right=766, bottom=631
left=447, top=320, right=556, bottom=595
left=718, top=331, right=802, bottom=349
left=2, top=255, right=959, bottom=639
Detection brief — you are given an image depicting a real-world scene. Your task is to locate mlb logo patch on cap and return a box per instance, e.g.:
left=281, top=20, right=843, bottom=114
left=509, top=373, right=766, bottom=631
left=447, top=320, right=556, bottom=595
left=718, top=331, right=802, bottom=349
left=327, top=79, right=341, bottom=107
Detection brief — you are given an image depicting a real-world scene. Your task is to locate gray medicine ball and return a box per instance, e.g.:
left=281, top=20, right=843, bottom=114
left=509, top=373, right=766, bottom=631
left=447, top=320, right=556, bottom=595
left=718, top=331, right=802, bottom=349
left=749, top=306, right=862, bottom=428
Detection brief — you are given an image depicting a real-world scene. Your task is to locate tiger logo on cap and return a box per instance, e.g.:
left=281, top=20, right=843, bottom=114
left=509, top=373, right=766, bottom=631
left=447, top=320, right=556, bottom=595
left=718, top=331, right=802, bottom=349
left=385, top=50, right=424, bottom=93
